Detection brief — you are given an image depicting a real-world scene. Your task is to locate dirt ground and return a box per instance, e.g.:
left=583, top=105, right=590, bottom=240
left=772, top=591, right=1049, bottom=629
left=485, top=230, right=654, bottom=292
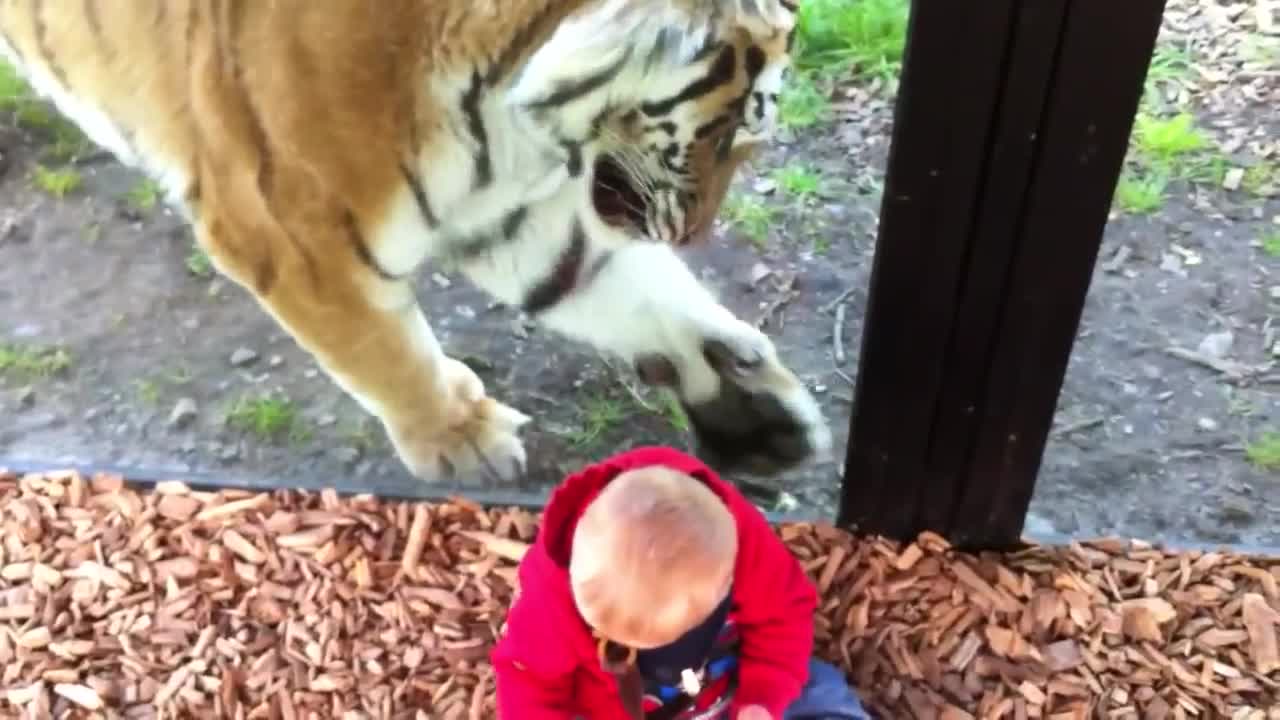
left=1, top=2, right=1278, bottom=545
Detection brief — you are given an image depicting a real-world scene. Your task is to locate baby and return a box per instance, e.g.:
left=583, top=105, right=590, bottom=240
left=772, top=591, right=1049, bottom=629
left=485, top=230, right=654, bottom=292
left=491, top=446, right=870, bottom=719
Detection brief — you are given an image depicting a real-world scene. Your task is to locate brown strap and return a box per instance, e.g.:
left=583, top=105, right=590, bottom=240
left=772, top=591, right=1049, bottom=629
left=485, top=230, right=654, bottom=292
left=609, top=664, right=645, bottom=720
left=598, top=637, right=645, bottom=720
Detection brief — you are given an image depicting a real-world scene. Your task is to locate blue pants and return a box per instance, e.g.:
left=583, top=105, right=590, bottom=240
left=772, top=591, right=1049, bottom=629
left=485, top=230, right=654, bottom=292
left=780, top=659, right=871, bottom=720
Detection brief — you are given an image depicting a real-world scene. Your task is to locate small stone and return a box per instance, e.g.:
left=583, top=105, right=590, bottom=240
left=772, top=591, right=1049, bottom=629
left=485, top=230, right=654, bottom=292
left=1197, top=331, right=1234, bottom=359
left=316, top=414, right=338, bottom=428
left=749, top=262, right=774, bottom=285
left=16, top=387, right=35, bottom=408
left=168, top=398, right=199, bottom=428
left=219, top=444, right=241, bottom=462
left=1216, top=499, right=1255, bottom=527
left=268, top=355, right=284, bottom=368
left=1270, top=286, right=1280, bottom=300
left=0, top=215, right=18, bottom=242
left=431, top=273, right=452, bottom=288
left=1196, top=417, right=1219, bottom=432
left=460, top=355, right=494, bottom=373
left=84, top=407, right=100, bottom=422
left=304, top=369, right=319, bottom=379
left=753, top=178, right=777, bottom=194
left=229, top=347, right=259, bottom=367
left=1159, top=253, right=1183, bottom=273
left=456, top=305, right=476, bottom=319
left=1223, top=167, right=1244, bottom=191
left=332, top=447, right=361, bottom=465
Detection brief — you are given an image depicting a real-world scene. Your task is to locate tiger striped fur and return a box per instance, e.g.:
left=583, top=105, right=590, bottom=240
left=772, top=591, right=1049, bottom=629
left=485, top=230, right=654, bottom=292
left=0, top=0, right=832, bottom=484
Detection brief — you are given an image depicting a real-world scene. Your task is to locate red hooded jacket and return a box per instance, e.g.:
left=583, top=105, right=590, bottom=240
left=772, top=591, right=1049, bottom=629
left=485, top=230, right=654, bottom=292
left=491, top=446, right=818, bottom=719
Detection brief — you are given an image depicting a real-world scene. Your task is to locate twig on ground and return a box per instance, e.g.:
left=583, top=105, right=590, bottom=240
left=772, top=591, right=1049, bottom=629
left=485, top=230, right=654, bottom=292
left=754, top=275, right=799, bottom=330
left=822, top=285, right=859, bottom=313
left=832, top=363, right=855, bottom=387
left=1052, top=417, right=1105, bottom=437
left=70, top=150, right=116, bottom=167
left=833, top=303, right=847, bottom=365
left=604, top=357, right=660, bottom=413
left=1164, top=346, right=1271, bottom=382
left=1102, top=245, right=1132, bottom=273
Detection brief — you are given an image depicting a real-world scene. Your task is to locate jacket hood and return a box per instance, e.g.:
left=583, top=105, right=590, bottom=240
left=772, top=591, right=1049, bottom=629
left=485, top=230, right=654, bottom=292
left=536, top=446, right=730, bottom=569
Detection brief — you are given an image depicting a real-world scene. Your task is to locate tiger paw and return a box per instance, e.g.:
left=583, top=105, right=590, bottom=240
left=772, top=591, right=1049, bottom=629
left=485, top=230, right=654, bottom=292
left=384, top=360, right=531, bottom=485
left=635, top=321, right=831, bottom=476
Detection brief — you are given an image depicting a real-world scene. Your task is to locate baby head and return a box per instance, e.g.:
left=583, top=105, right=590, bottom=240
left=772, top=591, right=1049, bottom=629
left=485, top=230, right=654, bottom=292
left=569, top=465, right=738, bottom=650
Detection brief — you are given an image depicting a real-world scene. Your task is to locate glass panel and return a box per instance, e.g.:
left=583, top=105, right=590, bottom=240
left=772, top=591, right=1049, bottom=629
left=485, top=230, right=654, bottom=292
left=0, top=1, right=914, bottom=521
left=1032, top=9, right=1280, bottom=547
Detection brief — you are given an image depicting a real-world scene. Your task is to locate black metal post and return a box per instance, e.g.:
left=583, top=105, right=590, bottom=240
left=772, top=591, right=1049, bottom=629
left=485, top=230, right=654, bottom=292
left=838, top=0, right=1168, bottom=550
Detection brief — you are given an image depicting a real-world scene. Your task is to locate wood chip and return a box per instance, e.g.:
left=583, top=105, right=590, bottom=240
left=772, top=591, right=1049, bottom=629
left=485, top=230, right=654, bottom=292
left=53, top=683, right=102, bottom=710
left=1242, top=594, right=1280, bottom=673
left=401, top=504, right=432, bottom=575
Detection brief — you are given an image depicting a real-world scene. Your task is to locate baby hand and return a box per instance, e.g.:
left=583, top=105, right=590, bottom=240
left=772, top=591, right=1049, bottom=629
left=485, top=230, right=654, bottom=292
left=737, top=706, right=773, bottom=720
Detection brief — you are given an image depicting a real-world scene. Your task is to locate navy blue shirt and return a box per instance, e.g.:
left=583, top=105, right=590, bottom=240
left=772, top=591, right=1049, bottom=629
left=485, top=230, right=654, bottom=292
left=637, top=591, right=740, bottom=719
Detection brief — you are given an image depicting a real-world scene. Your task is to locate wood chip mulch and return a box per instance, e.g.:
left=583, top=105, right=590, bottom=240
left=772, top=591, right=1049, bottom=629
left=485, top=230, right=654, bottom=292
left=1, top=469, right=1279, bottom=719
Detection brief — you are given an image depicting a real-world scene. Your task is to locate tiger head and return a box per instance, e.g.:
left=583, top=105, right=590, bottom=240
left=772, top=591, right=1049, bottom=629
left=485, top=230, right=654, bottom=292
left=507, top=0, right=798, bottom=247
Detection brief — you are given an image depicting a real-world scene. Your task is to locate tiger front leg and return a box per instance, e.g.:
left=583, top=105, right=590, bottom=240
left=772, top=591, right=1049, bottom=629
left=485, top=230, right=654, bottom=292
left=505, top=240, right=833, bottom=477
left=197, top=224, right=529, bottom=486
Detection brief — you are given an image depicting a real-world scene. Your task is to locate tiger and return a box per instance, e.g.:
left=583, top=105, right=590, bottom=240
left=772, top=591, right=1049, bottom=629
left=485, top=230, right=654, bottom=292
left=0, top=0, right=832, bottom=485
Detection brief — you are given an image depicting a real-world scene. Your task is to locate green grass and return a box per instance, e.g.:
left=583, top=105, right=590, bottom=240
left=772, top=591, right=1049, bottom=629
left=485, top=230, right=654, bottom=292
left=226, top=394, right=304, bottom=442
left=133, top=379, right=161, bottom=406
left=1242, top=162, right=1278, bottom=198
left=1246, top=431, right=1280, bottom=471
left=568, top=395, right=630, bottom=448
left=2, top=61, right=91, bottom=157
left=166, top=365, right=195, bottom=385
left=31, top=164, right=82, bottom=198
left=723, top=193, right=777, bottom=248
left=0, top=343, right=71, bottom=379
left=1141, top=44, right=1193, bottom=107
left=657, top=391, right=689, bottom=433
left=793, top=0, right=909, bottom=79
left=1133, top=113, right=1206, bottom=166
left=1114, top=171, right=1168, bottom=214
left=778, top=70, right=833, bottom=129
left=1261, top=232, right=1280, bottom=258
left=1114, top=111, right=1218, bottom=213
left=772, top=164, right=823, bottom=199
left=130, top=369, right=198, bottom=406
left=776, top=0, right=909, bottom=129
left=186, top=246, right=215, bottom=278
left=126, top=179, right=162, bottom=212
left=0, top=60, right=34, bottom=116
left=1182, top=154, right=1228, bottom=187
left=340, top=418, right=383, bottom=452
left=45, top=132, right=92, bottom=163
